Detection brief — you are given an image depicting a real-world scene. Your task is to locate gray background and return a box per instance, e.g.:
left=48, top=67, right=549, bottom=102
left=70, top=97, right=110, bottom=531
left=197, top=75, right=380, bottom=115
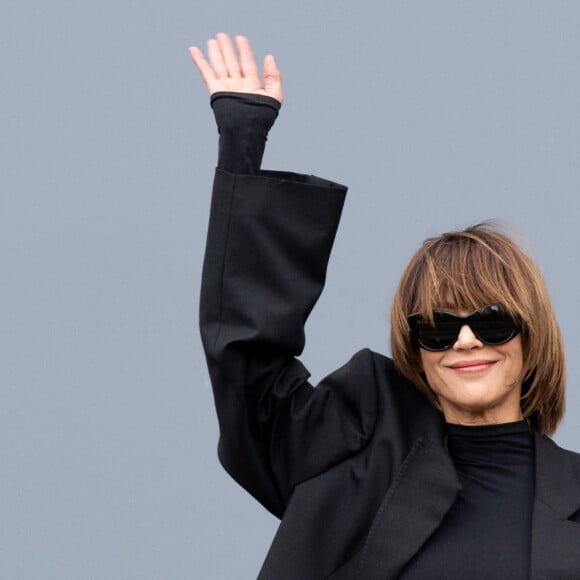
left=2, top=1, right=580, bottom=578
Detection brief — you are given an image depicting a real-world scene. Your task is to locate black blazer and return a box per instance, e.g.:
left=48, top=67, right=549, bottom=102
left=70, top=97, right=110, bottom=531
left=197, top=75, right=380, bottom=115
left=200, top=169, right=580, bottom=579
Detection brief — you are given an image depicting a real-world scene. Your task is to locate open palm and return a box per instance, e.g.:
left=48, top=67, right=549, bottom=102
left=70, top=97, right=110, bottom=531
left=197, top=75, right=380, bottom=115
left=189, top=33, right=283, bottom=104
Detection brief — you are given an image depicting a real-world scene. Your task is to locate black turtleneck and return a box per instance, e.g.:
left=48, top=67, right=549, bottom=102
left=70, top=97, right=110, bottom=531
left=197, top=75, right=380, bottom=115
left=399, top=420, right=535, bottom=580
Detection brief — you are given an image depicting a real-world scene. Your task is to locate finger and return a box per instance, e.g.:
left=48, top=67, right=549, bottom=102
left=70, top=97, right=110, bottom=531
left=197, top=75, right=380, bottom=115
left=188, top=46, right=219, bottom=93
left=207, top=38, right=227, bottom=79
left=263, top=54, right=283, bottom=104
left=216, top=32, right=241, bottom=77
left=235, top=35, right=259, bottom=79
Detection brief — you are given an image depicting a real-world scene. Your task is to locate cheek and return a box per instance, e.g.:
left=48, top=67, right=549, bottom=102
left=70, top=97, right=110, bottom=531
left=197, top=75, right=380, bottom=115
left=418, top=351, right=441, bottom=385
left=507, top=352, right=525, bottom=382
left=502, top=337, right=525, bottom=379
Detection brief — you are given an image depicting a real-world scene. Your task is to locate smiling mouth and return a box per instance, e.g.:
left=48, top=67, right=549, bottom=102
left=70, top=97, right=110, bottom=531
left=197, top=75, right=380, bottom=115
left=448, top=360, right=497, bottom=373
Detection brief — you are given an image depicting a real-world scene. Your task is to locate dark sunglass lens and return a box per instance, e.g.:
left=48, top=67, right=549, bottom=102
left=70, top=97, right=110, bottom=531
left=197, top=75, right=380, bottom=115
left=470, top=307, right=519, bottom=344
left=472, top=318, right=518, bottom=344
left=415, top=316, right=459, bottom=350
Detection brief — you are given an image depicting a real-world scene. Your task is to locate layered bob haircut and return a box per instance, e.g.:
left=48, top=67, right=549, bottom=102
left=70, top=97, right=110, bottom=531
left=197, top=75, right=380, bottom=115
left=390, top=223, right=565, bottom=435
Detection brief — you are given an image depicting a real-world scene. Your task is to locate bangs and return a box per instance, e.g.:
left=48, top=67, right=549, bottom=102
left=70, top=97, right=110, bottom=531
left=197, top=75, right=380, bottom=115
left=407, top=228, right=531, bottom=324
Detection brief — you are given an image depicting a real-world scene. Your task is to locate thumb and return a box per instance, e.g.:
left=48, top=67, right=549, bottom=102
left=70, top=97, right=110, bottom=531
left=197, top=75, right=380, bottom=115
left=263, top=55, right=283, bottom=104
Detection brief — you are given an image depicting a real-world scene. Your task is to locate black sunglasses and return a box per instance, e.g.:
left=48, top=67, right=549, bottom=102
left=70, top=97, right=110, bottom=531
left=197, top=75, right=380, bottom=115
left=407, top=304, right=521, bottom=352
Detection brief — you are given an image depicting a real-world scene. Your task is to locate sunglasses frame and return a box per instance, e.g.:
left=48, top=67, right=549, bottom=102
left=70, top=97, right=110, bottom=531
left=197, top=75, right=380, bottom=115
left=407, top=304, right=521, bottom=352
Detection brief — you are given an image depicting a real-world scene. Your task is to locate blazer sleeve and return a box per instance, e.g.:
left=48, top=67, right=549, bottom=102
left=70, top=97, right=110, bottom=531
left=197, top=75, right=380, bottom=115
left=200, top=168, right=378, bottom=517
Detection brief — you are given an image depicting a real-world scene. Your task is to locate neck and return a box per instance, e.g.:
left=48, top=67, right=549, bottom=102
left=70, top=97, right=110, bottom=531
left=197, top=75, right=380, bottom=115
left=440, top=403, right=524, bottom=427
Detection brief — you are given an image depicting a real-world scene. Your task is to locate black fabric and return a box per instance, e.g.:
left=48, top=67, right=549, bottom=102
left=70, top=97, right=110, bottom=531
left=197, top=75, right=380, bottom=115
left=199, top=170, right=580, bottom=579
left=400, top=420, right=534, bottom=579
left=211, top=91, right=280, bottom=174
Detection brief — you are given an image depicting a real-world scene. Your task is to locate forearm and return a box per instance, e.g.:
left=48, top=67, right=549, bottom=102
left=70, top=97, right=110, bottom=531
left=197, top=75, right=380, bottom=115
left=211, top=91, right=280, bottom=174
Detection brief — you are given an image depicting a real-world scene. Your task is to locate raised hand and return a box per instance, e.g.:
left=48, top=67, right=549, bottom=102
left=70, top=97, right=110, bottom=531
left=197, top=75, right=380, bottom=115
left=189, top=33, right=283, bottom=104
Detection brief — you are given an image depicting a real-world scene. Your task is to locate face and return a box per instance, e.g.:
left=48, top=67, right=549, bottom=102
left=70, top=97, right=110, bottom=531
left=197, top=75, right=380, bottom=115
left=419, top=316, right=525, bottom=425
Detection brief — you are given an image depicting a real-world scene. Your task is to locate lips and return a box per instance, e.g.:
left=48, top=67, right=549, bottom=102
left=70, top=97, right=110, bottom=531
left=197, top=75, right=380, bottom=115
left=448, top=360, right=497, bottom=372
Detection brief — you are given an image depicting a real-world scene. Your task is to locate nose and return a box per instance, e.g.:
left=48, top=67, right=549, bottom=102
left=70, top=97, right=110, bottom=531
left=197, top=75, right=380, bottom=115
left=452, top=324, right=483, bottom=350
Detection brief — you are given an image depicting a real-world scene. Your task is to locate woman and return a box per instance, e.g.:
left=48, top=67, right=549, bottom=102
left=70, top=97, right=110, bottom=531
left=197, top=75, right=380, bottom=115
left=191, top=34, right=580, bottom=579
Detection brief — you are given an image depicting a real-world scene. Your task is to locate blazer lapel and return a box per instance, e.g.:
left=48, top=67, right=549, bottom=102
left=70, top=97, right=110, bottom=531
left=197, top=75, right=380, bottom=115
left=530, top=432, right=580, bottom=580
left=356, top=436, right=461, bottom=580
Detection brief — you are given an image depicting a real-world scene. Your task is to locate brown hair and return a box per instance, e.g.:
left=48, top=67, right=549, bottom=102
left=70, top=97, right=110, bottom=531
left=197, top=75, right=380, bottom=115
left=390, top=222, right=565, bottom=435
